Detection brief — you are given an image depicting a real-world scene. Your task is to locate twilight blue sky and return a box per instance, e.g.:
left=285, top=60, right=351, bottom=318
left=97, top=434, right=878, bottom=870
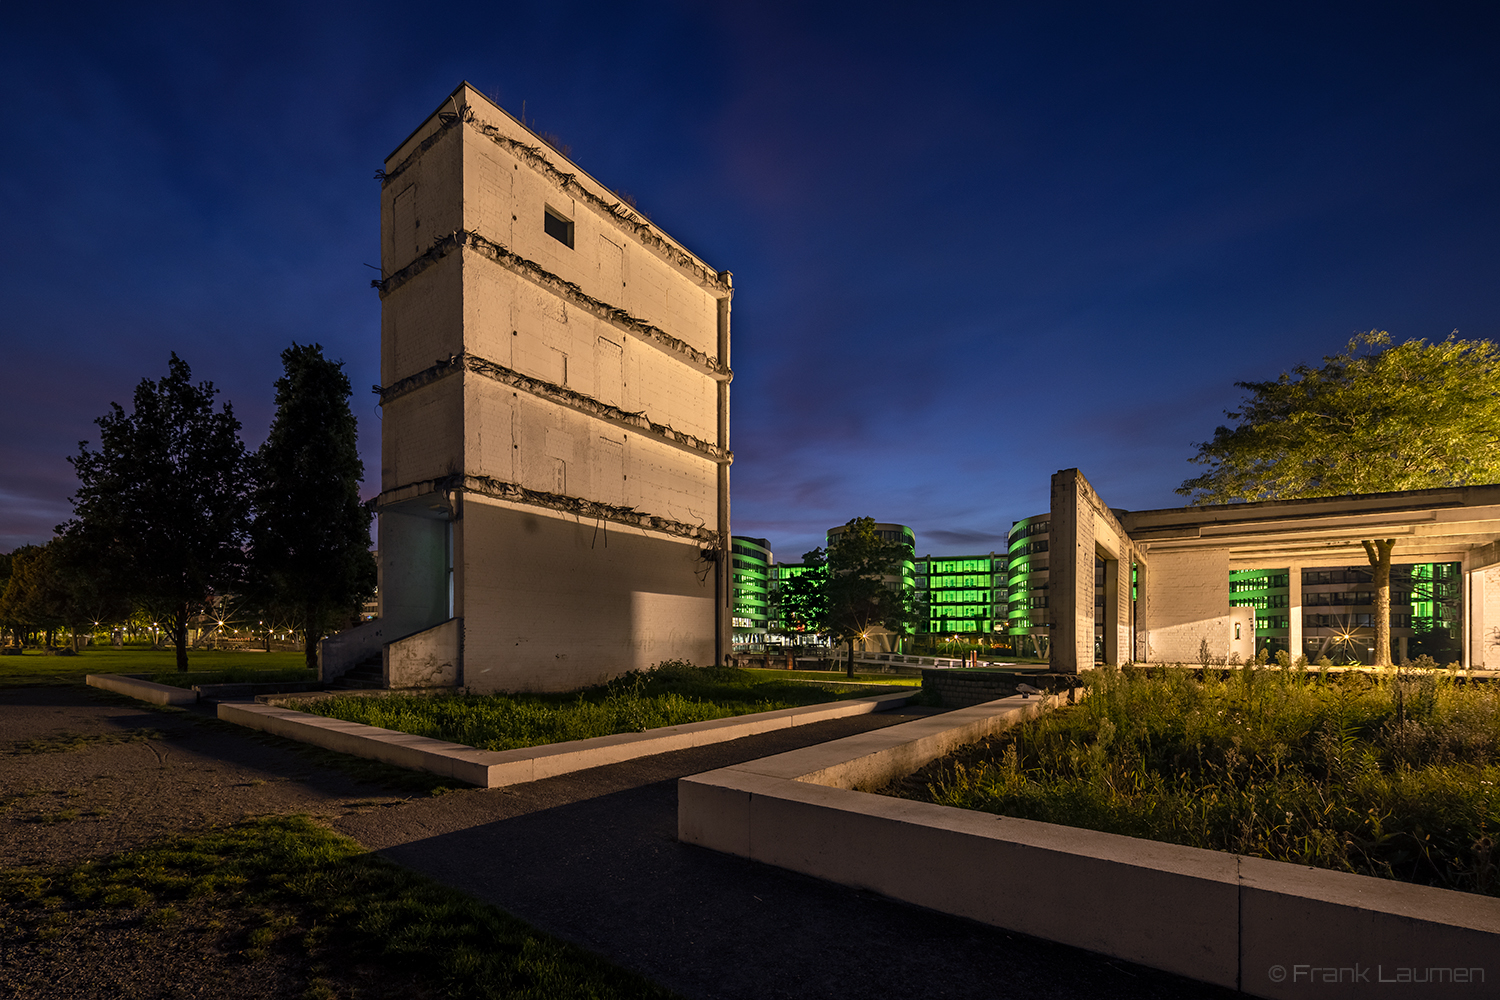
left=2, top=2, right=1497, bottom=560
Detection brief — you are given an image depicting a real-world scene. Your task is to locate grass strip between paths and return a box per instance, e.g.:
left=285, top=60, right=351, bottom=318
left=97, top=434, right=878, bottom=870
left=297, top=662, right=909, bottom=752
left=0, top=814, right=677, bottom=1000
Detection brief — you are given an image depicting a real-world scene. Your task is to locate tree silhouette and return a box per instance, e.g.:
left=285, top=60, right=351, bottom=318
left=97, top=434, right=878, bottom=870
left=63, top=354, right=251, bottom=671
left=249, top=344, right=375, bottom=670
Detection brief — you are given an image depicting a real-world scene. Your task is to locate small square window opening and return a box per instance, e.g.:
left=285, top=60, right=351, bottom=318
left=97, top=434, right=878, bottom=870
left=544, top=207, right=574, bottom=248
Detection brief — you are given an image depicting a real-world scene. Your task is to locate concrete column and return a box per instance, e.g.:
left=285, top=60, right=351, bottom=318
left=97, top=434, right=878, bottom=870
left=1463, top=556, right=1473, bottom=671
left=1287, top=562, right=1302, bottom=663
left=1049, top=470, right=1095, bottom=674
left=715, top=282, right=733, bottom=666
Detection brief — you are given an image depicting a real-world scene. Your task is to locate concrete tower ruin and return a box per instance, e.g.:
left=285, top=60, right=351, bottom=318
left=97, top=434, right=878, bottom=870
left=371, top=83, right=732, bottom=692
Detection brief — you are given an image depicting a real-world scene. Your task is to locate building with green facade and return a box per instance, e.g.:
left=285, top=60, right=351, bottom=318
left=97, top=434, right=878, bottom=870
left=1005, top=514, right=1052, bottom=658
left=1230, top=562, right=1463, bottom=663
left=730, top=536, right=774, bottom=651
left=914, top=553, right=1007, bottom=637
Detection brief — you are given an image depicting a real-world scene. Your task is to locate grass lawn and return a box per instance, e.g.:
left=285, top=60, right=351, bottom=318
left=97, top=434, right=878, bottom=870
left=0, top=646, right=314, bottom=689
left=887, top=663, right=1500, bottom=896
left=0, top=814, right=674, bottom=999
left=298, top=661, right=906, bottom=752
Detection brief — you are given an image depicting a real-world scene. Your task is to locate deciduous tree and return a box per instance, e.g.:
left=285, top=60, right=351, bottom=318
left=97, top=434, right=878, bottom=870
left=1179, top=331, right=1500, bottom=665
left=63, top=354, right=251, bottom=671
left=1179, top=332, right=1500, bottom=503
left=0, top=543, right=69, bottom=648
left=249, top=344, right=376, bottom=671
left=779, top=517, right=922, bottom=677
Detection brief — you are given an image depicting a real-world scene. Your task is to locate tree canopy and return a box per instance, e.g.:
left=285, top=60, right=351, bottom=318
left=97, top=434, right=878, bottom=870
left=0, top=543, right=69, bottom=647
left=778, top=517, right=921, bottom=677
left=1177, top=332, right=1500, bottom=505
left=62, top=354, right=251, bottom=670
left=249, top=343, right=376, bottom=670
left=1178, top=331, right=1500, bottom=666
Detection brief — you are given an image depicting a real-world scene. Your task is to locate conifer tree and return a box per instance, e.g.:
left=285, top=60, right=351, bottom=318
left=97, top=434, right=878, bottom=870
left=250, top=344, right=376, bottom=671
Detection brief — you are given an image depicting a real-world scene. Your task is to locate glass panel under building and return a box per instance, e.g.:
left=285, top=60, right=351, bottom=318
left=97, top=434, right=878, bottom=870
left=1231, top=563, right=1462, bottom=665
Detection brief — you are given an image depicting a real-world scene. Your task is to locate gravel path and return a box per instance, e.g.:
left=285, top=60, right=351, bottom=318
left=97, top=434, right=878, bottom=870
left=1, top=685, right=1235, bottom=999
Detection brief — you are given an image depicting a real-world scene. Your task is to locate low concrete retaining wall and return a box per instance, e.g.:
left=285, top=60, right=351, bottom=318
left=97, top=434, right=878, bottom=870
left=86, top=674, right=198, bottom=706
left=679, top=697, right=1500, bottom=999
left=218, top=689, right=918, bottom=788
left=387, top=618, right=460, bottom=688
left=194, top=681, right=323, bottom=702
left=919, top=669, right=1079, bottom=709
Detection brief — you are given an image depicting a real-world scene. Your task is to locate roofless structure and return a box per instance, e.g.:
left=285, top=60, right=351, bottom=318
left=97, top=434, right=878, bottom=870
left=372, top=83, right=733, bottom=692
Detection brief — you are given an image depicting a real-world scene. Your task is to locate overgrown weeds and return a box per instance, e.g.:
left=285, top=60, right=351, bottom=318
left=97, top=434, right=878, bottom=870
left=298, top=661, right=866, bottom=752
left=891, top=664, right=1500, bottom=895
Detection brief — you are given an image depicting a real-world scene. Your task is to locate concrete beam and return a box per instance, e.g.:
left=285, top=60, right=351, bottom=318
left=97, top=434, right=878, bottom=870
left=376, top=474, right=720, bottom=546
left=379, top=352, right=731, bottom=464
left=377, top=230, right=730, bottom=381
left=86, top=674, right=198, bottom=706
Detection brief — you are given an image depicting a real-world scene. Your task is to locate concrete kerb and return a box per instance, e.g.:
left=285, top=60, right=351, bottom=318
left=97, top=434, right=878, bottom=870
left=216, top=689, right=919, bottom=788
left=677, top=693, right=1500, bottom=999
left=86, top=673, right=198, bottom=706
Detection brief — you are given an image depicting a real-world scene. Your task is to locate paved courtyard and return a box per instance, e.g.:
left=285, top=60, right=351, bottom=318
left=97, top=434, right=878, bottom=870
left=0, top=685, right=1234, bottom=999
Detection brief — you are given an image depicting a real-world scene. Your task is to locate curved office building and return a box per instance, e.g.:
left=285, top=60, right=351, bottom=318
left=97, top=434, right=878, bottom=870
left=1006, top=514, right=1051, bottom=658
left=825, top=522, right=917, bottom=589
left=730, top=535, right=774, bottom=650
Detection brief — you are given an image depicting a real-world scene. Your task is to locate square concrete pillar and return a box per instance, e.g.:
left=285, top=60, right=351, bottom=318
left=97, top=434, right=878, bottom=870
left=1049, top=471, right=1096, bottom=674
left=1286, top=562, right=1302, bottom=663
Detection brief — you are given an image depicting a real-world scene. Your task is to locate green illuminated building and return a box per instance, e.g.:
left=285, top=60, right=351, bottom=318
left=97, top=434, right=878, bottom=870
left=914, top=553, right=1007, bottom=636
left=730, top=536, right=774, bottom=650
left=1230, top=562, right=1462, bottom=663
left=1005, top=514, right=1051, bottom=657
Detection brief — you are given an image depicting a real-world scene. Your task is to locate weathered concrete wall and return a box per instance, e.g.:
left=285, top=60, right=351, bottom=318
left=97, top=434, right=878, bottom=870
left=386, top=617, right=460, bottom=688
left=376, top=83, right=731, bottom=690
left=1050, top=469, right=1138, bottom=672
left=1140, top=548, right=1231, bottom=662
left=458, top=494, right=714, bottom=692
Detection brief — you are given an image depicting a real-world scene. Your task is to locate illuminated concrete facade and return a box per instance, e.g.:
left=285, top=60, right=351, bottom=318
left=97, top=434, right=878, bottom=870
left=375, top=83, right=732, bottom=692
left=1049, top=468, right=1500, bottom=673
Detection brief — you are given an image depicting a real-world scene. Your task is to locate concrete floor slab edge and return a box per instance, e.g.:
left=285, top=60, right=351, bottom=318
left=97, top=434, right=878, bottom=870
left=677, top=697, right=1500, bottom=1000
left=86, top=673, right=198, bottom=706
left=216, top=689, right=917, bottom=788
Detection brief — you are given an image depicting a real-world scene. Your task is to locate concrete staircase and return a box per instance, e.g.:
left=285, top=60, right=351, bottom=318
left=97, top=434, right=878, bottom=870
left=328, top=651, right=383, bottom=690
